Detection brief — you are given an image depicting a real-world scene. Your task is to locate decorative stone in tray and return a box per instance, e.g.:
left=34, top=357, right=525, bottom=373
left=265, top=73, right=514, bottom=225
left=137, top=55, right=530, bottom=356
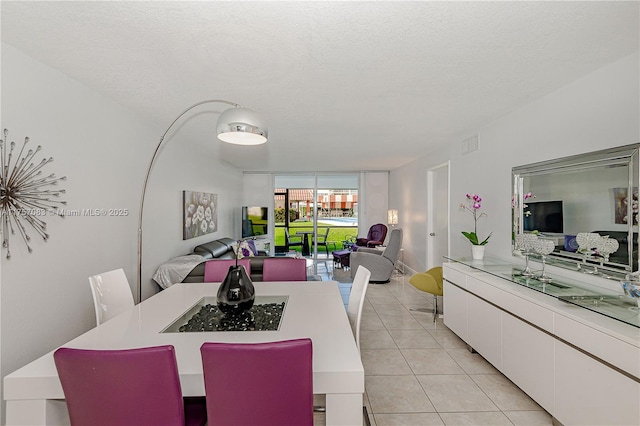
left=162, top=296, right=288, bottom=333
left=179, top=302, right=285, bottom=332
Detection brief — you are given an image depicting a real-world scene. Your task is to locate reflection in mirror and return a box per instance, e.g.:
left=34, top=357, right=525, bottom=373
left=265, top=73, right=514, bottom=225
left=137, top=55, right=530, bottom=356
left=512, top=144, right=639, bottom=280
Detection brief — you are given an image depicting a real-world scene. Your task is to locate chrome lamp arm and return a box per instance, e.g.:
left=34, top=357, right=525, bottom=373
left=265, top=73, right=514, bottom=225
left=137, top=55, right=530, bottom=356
left=136, top=99, right=267, bottom=303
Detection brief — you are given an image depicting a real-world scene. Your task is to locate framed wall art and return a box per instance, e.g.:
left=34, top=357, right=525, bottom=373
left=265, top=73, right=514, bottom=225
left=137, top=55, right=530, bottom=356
left=613, top=187, right=638, bottom=225
left=183, top=191, right=217, bottom=240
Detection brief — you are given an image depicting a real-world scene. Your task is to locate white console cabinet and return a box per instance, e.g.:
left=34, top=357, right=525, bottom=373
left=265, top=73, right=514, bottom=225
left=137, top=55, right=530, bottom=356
left=501, top=309, right=555, bottom=412
left=443, top=260, right=640, bottom=426
left=442, top=270, right=468, bottom=340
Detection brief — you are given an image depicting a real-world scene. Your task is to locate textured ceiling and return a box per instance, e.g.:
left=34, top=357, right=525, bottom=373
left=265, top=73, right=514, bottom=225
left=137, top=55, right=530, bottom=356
left=2, top=1, right=639, bottom=172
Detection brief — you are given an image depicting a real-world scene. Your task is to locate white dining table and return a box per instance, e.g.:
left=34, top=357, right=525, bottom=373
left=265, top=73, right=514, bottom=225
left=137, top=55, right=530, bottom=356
left=4, top=281, right=364, bottom=426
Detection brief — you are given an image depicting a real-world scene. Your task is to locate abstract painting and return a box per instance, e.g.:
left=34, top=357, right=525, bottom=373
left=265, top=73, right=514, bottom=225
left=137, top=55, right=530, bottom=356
left=183, top=191, right=217, bottom=239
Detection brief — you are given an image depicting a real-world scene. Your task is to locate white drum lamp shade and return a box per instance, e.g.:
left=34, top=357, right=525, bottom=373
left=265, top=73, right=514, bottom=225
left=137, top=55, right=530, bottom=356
left=216, top=106, right=268, bottom=145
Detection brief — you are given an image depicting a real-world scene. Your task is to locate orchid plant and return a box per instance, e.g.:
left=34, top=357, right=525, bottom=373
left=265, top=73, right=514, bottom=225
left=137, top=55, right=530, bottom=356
left=460, top=193, right=492, bottom=245
left=512, top=191, right=537, bottom=239
left=522, top=192, right=536, bottom=217
left=511, top=191, right=536, bottom=214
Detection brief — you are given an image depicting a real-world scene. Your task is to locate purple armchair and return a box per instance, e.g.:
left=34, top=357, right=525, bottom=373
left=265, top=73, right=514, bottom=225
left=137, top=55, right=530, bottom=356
left=356, top=223, right=388, bottom=248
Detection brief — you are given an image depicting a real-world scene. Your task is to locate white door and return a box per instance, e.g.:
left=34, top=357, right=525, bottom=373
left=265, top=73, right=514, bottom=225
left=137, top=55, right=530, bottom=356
left=427, top=162, right=450, bottom=269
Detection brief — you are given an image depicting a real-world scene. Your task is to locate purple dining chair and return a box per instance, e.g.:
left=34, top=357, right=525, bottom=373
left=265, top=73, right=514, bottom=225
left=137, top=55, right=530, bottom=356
left=53, top=345, right=206, bottom=426
left=203, top=259, right=251, bottom=282
left=200, top=339, right=313, bottom=426
left=262, top=257, right=307, bottom=281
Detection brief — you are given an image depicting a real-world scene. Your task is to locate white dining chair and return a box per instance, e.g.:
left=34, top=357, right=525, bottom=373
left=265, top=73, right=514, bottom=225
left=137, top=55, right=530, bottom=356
left=347, top=265, right=371, bottom=353
left=88, top=268, right=134, bottom=326
left=314, top=266, right=372, bottom=418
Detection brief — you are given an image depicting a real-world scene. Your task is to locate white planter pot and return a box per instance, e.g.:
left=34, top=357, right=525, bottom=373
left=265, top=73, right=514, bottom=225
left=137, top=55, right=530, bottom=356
left=471, top=245, right=485, bottom=260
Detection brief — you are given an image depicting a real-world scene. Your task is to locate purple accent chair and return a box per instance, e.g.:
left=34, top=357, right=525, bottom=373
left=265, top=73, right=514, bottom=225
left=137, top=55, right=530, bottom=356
left=200, top=339, right=313, bottom=426
left=262, top=257, right=307, bottom=281
left=355, top=223, right=388, bottom=248
left=53, top=345, right=207, bottom=426
left=204, top=259, right=251, bottom=282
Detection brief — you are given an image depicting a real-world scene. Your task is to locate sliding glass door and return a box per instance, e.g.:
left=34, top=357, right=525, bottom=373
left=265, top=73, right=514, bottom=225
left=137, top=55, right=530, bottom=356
left=274, top=174, right=359, bottom=261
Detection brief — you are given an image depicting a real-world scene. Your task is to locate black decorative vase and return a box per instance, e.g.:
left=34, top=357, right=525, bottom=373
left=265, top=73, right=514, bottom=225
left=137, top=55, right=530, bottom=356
left=216, top=265, right=255, bottom=315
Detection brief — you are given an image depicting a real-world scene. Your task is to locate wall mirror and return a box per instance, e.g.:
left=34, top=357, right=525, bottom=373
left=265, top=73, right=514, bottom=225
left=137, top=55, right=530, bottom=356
left=512, top=144, right=639, bottom=279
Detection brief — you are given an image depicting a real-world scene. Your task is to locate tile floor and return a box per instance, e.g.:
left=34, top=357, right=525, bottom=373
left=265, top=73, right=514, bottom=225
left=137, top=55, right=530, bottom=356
left=312, top=260, right=554, bottom=426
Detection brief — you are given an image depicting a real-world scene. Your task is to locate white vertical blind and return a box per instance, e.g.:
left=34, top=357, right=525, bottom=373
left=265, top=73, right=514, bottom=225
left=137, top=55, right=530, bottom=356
left=275, top=174, right=358, bottom=189
left=317, top=174, right=359, bottom=189
left=274, top=175, right=315, bottom=188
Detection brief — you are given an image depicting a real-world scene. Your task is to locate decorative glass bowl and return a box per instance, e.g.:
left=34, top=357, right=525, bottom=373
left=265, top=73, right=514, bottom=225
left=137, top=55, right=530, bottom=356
left=576, top=232, right=601, bottom=256
left=532, top=238, right=556, bottom=282
left=514, top=233, right=539, bottom=277
left=532, top=238, right=555, bottom=256
left=595, top=235, right=619, bottom=263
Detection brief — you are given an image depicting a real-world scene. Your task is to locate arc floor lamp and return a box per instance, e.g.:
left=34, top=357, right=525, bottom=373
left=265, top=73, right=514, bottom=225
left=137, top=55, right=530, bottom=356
left=137, top=100, right=268, bottom=303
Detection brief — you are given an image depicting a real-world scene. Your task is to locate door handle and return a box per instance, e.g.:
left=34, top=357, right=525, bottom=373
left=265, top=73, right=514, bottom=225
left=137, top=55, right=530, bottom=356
left=429, top=233, right=436, bottom=236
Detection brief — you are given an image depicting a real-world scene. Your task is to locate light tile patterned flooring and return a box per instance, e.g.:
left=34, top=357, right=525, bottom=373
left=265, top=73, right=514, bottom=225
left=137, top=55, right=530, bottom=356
left=312, top=260, right=554, bottom=426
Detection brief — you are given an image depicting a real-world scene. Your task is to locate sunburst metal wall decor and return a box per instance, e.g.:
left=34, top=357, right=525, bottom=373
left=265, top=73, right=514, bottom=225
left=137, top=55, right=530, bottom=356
left=0, top=129, right=66, bottom=259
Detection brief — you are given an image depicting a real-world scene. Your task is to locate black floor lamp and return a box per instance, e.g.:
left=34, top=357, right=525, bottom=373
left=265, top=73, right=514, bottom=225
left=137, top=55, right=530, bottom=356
left=136, top=100, right=268, bottom=303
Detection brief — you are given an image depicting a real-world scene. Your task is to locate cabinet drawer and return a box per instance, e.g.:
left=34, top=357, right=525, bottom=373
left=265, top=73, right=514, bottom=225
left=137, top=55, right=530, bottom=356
left=443, top=281, right=468, bottom=341
left=443, top=264, right=468, bottom=288
left=555, top=340, right=640, bottom=426
left=467, top=293, right=502, bottom=369
left=466, top=275, right=554, bottom=333
left=502, top=312, right=554, bottom=413
left=554, top=314, right=640, bottom=379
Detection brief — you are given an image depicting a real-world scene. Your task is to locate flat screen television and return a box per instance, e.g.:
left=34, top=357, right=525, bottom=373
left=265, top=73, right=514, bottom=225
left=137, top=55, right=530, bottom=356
left=523, top=201, right=564, bottom=233
left=242, top=206, right=268, bottom=238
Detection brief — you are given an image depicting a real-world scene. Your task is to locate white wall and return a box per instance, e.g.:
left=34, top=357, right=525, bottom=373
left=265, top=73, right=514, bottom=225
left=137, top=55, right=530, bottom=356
left=0, top=44, right=242, bottom=418
left=0, top=43, right=149, bottom=415
left=359, top=172, right=389, bottom=240
left=392, top=51, right=640, bottom=285
left=389, top=147, right=450, bottom=274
